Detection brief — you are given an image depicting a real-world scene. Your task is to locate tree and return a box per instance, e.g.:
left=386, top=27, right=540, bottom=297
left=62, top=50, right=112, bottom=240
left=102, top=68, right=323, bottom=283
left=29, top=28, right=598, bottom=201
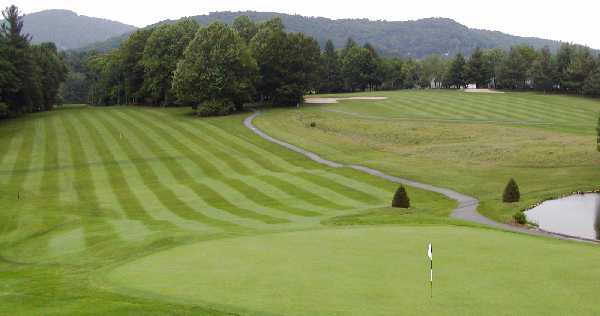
left=120, top=28, right=154, bottom=104
left=597, top=112, right=600, bottom=152
left=502, top=178, right=520, bottom=203
left=31, top=43, right=68, bottom=110
left=233, top=16, right=258, bottom=44
left=483, top=48, right=506, bottom=89
left=582, top=65, right=600, bottom=96
left=465, top=48, right=489, bottom=88
left=319, top=39, right=343, bottom=93
left=250, top=18, right=321, bottom=106
left=141, top=19, right=199, bottom=106
left=392, top=186, right=410, bottom=208
left=498, top=45, right=536, bottom=89
left=172, top=22, right=257, bottom=116
left=445, top=53, right=466, bottom=89
left=563, top=45, right=596, bottom=93
left=419, top=54, right=447, bottom=88
left=1, top=5, right=35, bottom=114
left=531, top=46, right=555, bottom=92
left=340, top=46, right=376, bottom=91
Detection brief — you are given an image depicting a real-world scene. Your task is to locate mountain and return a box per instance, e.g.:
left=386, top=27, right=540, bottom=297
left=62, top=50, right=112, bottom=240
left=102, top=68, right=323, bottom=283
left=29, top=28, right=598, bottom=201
left=82, top=11, right=565, bottom=58
left=22, top=10, right=136, bottom=50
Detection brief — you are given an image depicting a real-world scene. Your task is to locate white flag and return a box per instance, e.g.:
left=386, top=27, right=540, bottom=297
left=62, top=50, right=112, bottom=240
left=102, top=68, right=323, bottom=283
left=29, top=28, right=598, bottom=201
left=427, top=243, right=432, bottom=260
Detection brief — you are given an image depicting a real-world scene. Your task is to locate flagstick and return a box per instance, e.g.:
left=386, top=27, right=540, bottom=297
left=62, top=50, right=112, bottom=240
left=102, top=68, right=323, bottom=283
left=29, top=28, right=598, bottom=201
left=430, top=256, right=433, bottom=298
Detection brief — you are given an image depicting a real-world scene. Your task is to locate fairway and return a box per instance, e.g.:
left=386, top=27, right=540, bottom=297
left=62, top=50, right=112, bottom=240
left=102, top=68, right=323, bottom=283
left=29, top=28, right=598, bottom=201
left=1, top=94, right=600, bottom=315
left=107, top=226, right=600, bottom=316
left=0, top=105, right=451, bottom=314
left=256, top=90, right=600, bottom=222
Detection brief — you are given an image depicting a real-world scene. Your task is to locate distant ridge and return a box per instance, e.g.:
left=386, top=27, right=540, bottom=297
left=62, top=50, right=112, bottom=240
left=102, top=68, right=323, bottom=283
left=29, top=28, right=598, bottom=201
left=84, top=11, right=566, bottom=57
left=21, top=9, right=136, bottom=50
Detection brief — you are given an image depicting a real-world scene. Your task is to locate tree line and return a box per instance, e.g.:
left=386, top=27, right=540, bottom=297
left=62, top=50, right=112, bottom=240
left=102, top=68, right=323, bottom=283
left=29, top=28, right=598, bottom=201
left=0, top=6, right=68, bottom=119
left=72, top=15, right=600, bottom=117
left=79, top=17, right=320, bottom=116
left=320, top=41, right=600, bottom=95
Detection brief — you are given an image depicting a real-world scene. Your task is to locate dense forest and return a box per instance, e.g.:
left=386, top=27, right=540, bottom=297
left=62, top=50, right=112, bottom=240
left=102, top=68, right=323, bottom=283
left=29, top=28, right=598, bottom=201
left=0, top=6, right=68, bottom=119
left=84, top=11, right=564, bottom=58
left=64, top=14, right=600, bottom=117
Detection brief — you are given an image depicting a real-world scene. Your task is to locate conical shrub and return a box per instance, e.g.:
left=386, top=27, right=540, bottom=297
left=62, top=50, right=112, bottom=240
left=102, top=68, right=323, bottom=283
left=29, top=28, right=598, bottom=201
left=503, top=178, right=520, bottom=203
left=392, top=185, right=410, bottom=208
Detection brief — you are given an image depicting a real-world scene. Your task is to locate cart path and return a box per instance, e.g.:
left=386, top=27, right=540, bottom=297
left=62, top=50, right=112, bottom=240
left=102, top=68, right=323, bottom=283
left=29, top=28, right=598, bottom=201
left=244, top=111, right=594, bottom=242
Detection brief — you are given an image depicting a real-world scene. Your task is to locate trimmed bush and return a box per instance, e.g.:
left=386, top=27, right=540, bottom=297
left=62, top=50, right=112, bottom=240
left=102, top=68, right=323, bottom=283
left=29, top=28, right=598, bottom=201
left=513, top=211, right=527, bottom=225
left=503, top=178, right=520, bottom=203
left=392, top=186, right=410, bottom=208
left=197, top=100, right=236, bottom=117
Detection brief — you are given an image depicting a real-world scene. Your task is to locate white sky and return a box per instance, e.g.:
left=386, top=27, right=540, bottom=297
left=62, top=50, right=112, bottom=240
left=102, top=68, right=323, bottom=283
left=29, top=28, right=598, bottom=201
left=3, top=0, right=599, bottom=49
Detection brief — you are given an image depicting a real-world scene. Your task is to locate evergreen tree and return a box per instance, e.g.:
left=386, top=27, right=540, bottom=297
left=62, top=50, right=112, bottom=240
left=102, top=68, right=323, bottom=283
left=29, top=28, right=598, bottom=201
left=583, top=65, right=600, bottom=96
left=319, top=39, right=343, bottom=93
left=502, top=178, right=521, bottom=203
left=392, top=186, right=410, bottom=208
left=446, top=53, right=466, bottom=89
left=531, top=46, right=555, bottom=92
left=1, top=5, right=35, bottom=114
left=465, top=48, right=489, bottom=88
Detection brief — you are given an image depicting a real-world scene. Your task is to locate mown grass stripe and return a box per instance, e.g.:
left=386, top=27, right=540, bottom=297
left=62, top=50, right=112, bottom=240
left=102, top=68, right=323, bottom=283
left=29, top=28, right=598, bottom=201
left=21, top=117, right=45, bottom=196
left=112, top=109, right=291, bottom=225
left=80, top=121, right=207, bottom=234
left=129, top=109, right=334, bottom=219
left=54, top=115, right=78, bottom=204
left=90, top=109, right=240, bottom=231
left=294, top=171, right=383, bottom=205
left=256, top=174, right=345, bottom=213
left=63, top=112, right=124, bottom=251
left=141, top=108, right=294, bottom=173
left=68, top=112, right=175, bottom=233
left=6, top=119, right=36, bottom=196
left=83, top=110, right=222, bottom=232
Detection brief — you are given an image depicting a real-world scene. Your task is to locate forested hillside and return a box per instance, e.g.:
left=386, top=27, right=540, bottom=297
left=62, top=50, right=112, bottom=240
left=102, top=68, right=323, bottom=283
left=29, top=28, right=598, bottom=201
left=85, top=11, right=564, bottom=57
left=22, top=9, right=136, bottom=50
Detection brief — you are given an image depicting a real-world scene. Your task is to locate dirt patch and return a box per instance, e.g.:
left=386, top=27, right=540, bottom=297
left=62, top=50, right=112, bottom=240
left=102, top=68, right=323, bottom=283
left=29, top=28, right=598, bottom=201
left=304, top=97, right=388, bottom=104
left=463, top=89, right=505, bottom=94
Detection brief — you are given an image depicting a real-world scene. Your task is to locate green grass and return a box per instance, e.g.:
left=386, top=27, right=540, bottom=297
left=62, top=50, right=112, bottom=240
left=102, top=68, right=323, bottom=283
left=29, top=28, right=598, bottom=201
left=256, top=90, right=600, bottom=222
left=2, top=96, right=600, bottom=315
left=106, top=226, right=600, bottom=316
left=0, top=105, right=452, bottom=314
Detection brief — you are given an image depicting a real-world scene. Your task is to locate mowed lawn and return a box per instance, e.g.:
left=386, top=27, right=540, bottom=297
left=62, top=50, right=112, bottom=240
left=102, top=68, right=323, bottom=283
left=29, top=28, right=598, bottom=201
left=1, top=103, right=600, bottom=315
left=255, top=90, right=600, bottom=222
left=0, top=105, right=450, bottom=314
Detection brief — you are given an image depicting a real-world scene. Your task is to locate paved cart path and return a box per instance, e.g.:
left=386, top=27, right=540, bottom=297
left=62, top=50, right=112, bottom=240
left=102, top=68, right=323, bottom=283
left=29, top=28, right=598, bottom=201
left=244, top=111, right=595, bottom=243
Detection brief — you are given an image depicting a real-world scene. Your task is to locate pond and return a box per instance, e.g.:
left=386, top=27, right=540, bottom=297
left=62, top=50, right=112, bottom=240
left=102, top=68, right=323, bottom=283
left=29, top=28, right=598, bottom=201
left=525, top=194, right=600, bottom=240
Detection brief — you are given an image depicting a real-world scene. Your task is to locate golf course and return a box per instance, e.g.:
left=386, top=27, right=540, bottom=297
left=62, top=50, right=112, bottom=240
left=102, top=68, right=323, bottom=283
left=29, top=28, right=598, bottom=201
left=1, top=90, right=600, bottom=315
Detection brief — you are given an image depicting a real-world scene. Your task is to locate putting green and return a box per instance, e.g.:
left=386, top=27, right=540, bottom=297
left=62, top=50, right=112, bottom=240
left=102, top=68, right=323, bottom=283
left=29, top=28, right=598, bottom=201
left=106, top=226, right=600, bottom=315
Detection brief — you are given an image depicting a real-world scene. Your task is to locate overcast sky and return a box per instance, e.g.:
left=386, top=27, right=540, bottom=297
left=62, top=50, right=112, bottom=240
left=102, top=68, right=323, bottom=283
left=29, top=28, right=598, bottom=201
left=3, top=0, right=599, bottom=49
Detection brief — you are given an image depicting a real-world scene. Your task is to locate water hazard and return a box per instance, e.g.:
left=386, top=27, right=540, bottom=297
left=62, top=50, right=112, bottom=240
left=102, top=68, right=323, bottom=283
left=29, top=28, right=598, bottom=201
left=525, top=194, right=600, bottom=240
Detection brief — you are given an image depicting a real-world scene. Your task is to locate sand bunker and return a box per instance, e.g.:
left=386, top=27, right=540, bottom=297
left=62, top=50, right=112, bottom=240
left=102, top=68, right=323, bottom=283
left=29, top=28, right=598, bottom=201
left=304, top=97, right=388, bottom=104
left=463, top=89, right=505, bottom=94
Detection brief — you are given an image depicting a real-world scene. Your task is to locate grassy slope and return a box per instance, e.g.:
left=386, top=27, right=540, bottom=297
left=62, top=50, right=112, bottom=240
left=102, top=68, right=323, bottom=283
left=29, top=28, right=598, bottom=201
left=255, top=90, right=600, bottom=222
left=0, top=106, right=452, bottom=314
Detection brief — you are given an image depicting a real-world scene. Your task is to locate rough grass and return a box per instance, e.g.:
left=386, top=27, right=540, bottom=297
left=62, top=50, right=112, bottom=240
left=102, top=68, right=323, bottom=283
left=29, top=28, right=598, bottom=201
left=257, top=90, right=600, bottom=223
left=0, top=105, right=453, bottom=314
